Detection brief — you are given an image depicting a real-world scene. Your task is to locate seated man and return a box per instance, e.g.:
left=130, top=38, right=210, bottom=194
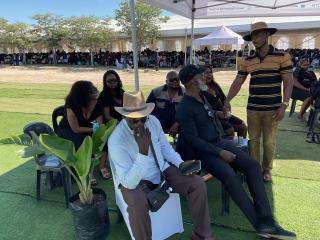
left=176, top=65, right=296, bottom=240
left=108, top=91, right=213, bottom=240
left=146, top=71, right=185, bottom=137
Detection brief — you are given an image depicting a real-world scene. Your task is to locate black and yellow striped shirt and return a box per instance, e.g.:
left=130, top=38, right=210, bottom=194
left=238, top=45, right=293, bottom=111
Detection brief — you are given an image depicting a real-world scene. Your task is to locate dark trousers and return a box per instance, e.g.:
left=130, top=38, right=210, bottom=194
left=197, top=139, right=273, bottom=228
left=120, top=166, right=212, bottom=240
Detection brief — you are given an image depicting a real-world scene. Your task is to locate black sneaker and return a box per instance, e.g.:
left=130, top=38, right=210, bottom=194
left=257, top=223, right=296, bottom=239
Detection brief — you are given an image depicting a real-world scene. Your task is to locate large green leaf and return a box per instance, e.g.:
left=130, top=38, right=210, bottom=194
left=92, top=119, right=117, bottom=154
left=0, top=134, right=32, bottom=146
left=39, top=135, right=76, bottom=164
left=20, top=145, right=45, bottom=158
left=74, top=136, right=92, bottom=178
left=99, top=119, right=117, bottom=151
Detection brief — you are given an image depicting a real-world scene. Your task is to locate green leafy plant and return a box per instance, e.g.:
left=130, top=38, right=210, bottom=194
left=0, top=119, right=117, bottom=205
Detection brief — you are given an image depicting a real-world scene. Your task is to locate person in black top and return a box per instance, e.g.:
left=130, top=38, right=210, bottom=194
left=203, top=65, right=247, bottom=138
left=98, top=70, right=125, bottom=123
left=291, top=59, right=318, bottom=120
left=176, top=65, right=296, bottom=240
left=57, top=80, right=110, bottom=184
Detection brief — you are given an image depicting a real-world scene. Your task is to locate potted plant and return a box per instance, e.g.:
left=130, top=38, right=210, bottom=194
left=0, top=119, right=117, bottom=240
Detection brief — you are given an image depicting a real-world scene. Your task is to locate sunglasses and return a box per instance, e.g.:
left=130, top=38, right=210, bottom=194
left=168, top=78, right=180, bottom=83
left=129, top=116, right=148, bottom=125
left=106, top=78, right=118, bottom=84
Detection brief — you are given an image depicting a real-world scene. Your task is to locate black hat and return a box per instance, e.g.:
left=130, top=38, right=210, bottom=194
left=179, top=64, right=206, bottom=85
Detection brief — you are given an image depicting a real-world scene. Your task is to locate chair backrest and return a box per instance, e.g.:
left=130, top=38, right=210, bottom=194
left=52, top=105, right=65, bottom=133
left=23, top=122, right=54, bottom=136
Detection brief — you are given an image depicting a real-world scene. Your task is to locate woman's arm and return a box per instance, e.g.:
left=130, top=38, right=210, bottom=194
left=67, top=108, right=93, bottom=134
left=103, top=107, right=114, bottom=122
left=293, top=77, right=308, bottom=91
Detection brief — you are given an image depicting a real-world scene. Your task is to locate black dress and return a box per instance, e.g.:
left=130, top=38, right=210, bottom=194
left=57, top=102, right=103, bottom=150
left=98, top=90, right=124, bottom=122
left=292, top=69, right=317, bottom=101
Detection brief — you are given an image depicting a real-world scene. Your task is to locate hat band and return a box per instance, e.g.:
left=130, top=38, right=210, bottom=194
left=122, top=104, right=148, bottom=112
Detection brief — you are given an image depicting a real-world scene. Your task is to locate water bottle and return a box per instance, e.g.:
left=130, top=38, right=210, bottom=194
left=92, top=120, right=99, bottom=132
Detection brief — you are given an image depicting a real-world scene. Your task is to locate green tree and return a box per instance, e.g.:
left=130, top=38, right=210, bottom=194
left=31, top=14, right=67, bottom=64
left=0, top=18, right=10, bottom=52
left=115, top=0, right=168, bottom=52
left=65, top=16, right=115, bottom=65
left=4, top=22, right=34, bottom=63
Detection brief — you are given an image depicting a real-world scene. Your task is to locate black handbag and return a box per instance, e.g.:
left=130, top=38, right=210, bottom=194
left=146, top=142, right=170, bottom=212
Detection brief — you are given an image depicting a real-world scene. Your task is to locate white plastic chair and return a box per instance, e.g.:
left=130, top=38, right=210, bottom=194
left=109, top=157, right=184, bottom=240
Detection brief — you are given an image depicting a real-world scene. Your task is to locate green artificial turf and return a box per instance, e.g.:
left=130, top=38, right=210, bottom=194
left=0, top=81, right=319, bottom=240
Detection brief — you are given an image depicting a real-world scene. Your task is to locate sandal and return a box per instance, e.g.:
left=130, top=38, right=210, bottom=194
left=100, top=168, right=111, bottom=180
left=262, top=170, right=272, bottom=183
left=90, top=175, right=97, bottom=186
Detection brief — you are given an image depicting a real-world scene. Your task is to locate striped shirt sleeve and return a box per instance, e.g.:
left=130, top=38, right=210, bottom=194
left=280, top=53, right=293, bottom=74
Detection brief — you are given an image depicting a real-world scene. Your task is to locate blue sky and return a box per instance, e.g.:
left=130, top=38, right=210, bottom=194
left=0, top=0, right=172, bottom=24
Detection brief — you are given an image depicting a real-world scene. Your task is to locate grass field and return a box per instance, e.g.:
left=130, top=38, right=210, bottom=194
left=0, top=67, right=319, bottom=240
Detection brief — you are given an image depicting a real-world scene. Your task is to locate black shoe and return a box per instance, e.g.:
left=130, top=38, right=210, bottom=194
left=257, top=223, right=296, bottom=239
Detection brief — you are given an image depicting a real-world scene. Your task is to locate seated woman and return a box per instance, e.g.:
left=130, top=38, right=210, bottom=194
left=291, top=59, right=317, bottom=120
left=203, top=65, right=247, bottom=138
left=57, top=80, right=110, bottom=184
left=98, top=70, right=125, bottom=123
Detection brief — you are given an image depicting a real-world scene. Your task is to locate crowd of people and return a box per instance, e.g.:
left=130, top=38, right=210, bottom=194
left=1, top=46, right=320, bottom=69
left=35, top=21, right=310, bottom=240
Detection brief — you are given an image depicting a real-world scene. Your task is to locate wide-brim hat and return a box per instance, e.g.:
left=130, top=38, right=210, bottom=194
left=243, top=21, right=277, bottom=41
left=114, top=91, right=155, bottom=118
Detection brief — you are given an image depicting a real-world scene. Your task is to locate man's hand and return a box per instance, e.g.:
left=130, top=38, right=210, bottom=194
left=272, top=105, right=286, bottom=121
left=168, top=122, right=179, bottom=137
left=219, top=150, right=236, bottom=163
left=179, top=160, right=197, bottom=176
left=134, top=126, right=151, bottom=155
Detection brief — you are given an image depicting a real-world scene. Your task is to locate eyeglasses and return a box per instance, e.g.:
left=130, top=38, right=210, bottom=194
left=168, top=78, right=180, bottom=83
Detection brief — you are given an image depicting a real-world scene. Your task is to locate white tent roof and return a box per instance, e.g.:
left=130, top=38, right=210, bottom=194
left=193, top=25, right=244, bottom=45
left=140, top=0, right=320, bottom=19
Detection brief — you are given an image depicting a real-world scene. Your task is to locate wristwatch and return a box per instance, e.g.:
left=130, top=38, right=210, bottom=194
left=282, top=101, right=289, bottom=107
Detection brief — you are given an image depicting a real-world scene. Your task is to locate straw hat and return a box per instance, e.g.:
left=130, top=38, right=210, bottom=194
left=243, top=22, right=277, bottom=41
left=114, top=91, right=155, bottom=118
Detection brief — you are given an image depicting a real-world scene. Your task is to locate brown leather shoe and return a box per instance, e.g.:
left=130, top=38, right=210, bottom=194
left=190, top=231, right=214, bottom=240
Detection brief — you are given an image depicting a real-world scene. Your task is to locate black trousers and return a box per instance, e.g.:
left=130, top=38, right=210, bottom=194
left=180, top=138, right=273, bottom=229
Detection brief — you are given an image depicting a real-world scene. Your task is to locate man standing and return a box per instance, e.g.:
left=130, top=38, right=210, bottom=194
left=176, top=64, right=296, bottom=240
left=224, top=22, right=293, bottom=182
left=108, top=91, right=213, bottom=240
left=146, top=71, right=185, bottom=137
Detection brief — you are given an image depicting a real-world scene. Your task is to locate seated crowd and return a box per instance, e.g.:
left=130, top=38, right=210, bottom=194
left=57, top=62, right=297, bottom=239
left=55, top=21, right=302, bottom=240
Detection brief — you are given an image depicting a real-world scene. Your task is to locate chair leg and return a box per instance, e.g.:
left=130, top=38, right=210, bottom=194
left=36, top=170, right=41, bottom=200
left=309, top=109, right=320, bottom=133
left=221, top=184, right=230, bottom=216
left=117, top=206, right=124, bottom=223
left=307, top=108, right=314, bottom=126
left=289, top=99, right=297, bottom=117
left=61, top=168, right=70, bottom=208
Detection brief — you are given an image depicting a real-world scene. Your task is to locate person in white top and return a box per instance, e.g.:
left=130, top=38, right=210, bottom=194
left=108, top=91, right=213, bottom=240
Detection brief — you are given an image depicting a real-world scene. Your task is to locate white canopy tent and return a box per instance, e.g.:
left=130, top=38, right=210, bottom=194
left=193, top=25, right=244, bottom=45
left=193, top=25, right=244, bottom=68
left=130, top=0, right=320, bottom=90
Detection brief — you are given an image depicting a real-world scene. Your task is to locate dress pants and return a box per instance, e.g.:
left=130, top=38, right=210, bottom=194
left=120, top=166, right=212, bottom=240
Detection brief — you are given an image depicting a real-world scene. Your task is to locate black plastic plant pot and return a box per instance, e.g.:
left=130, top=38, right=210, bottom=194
left=69, top=188, right=110, bottom=240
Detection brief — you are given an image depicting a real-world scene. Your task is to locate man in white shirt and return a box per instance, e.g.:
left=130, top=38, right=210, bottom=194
left=108, top=91, right=213, bottom=240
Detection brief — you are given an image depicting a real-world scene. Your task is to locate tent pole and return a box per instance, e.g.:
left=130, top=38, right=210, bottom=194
left=129, top=0, right=139, bottom=91
left=184, top=27, right=188, bottom=65
left=190, top=0, right=195, bottom=64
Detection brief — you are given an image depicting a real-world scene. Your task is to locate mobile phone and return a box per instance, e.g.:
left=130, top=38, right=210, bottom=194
left=180, top=160, right=201, bottom=175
